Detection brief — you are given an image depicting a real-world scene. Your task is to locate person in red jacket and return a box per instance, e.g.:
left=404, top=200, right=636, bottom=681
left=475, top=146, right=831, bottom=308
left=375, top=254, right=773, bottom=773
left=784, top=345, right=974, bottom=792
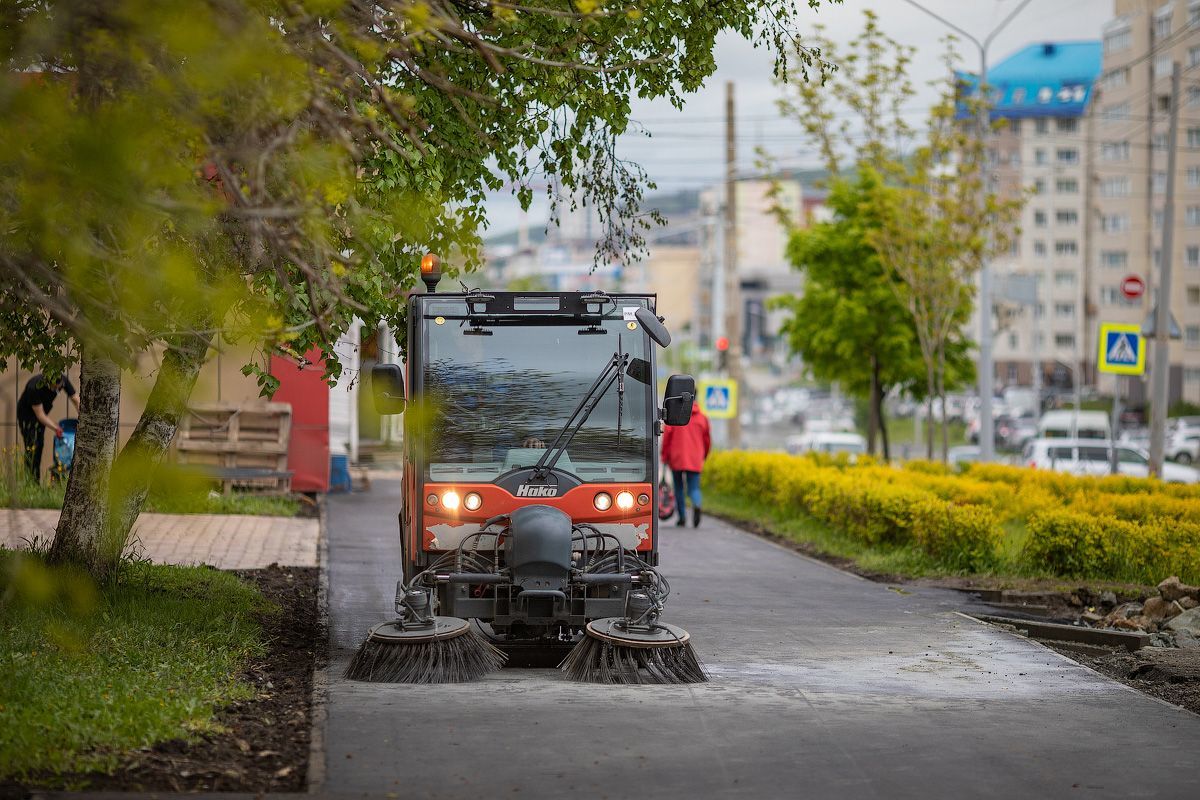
left=661, top=402, right=711, bottom=527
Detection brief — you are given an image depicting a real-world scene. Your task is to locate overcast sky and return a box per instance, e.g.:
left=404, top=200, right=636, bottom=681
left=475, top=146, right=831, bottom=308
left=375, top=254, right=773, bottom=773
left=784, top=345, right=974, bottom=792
left=485, top=0, right=1110, bottom=237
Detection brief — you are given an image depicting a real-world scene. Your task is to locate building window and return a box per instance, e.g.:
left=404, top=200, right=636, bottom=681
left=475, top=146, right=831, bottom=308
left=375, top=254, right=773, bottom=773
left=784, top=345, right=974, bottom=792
left=1101, top=68, right=1129, bottom=91
left=1189, top=86, right=1200, bottom=107
left=1056, top=118, right=1077, bottom=133
left=1033, top=241, right=1047, bottom=257
left=1192, top=0, right=1200, bottom=25
left=1035, top=148, right=1048, bottom=165
left=1033, top=179, right=1046, bottom=194
left=1155, top=6, right=1173, bottom=39
left=1154, top=132, right=1169, bottom=151
left=1155, top=209, right=1165, bottom=229
left=1189, top=245, right=1200, bottom=266
left=1101, top=214, right=1130, bottom=233
left=1100, top=250, right=1128, bottom=269
left=1188, top=206, right=1200, bottom=226
left=1101, top=102, right=1131, bottom=123
left=1187, top=326, right=1200, bottom=349
left=1056, top=210, right=1078, bottom=225
left=1100, top=141, right=1130, bottom=161
left=1189, top=128, right=1200, bottom=149
left=1188, top=286, right=1200, bottom=305
left=1055, top=333, right=1076, bottom=349
left=1055, top=240, right=1078, bottom=256
left=1154, top=171, right=1168, bottom=193
left=1055, top=178, right=1079, bottom=194
left=1155, top=55, right=1173, bottom=77
left=1056, top=148, right=1079, bottom=164
left=1189, top=167, right=1200, bottom=187
left=1034, top=210, right=1047, bottom=227
left=1100, top=176, right=1131, bottom=197
left=1035, top=118, right=1049, bottom=134
left=1008, top=333, right=1018, bottom=350
left=1190, top=47, right=1200, bottom=69
left=1054, top=270, right=1076, bottom=287
left=1009, top=118, right=1022, bottom=134
left=1104, top=27, right=1132, bottom=54
left=1186, top=367, right=1200, bottom=383
left=1054, top=302, right=1076, bottom=318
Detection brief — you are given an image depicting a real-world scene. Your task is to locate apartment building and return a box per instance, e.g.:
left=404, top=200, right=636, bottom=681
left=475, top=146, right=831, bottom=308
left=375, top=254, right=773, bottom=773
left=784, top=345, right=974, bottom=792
left=1091, top=0, right=1200, bottom=406
left=986, top=41, right=1103, bottom=392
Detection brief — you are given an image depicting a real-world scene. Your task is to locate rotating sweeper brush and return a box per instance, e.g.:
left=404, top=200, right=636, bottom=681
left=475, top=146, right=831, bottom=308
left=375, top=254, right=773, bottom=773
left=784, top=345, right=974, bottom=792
left=344, top=584, right=507, bottom=683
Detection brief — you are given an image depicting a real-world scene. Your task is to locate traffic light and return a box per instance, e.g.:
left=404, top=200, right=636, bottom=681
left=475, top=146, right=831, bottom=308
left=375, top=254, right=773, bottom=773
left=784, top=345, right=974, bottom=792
left=716, top=335, right=729, bottom=371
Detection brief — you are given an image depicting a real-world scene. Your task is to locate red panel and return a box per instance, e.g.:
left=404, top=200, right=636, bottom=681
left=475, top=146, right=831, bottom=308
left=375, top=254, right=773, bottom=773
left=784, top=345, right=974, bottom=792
left=271, top=350, right=330, bottom=493
left=419, top=482, right=655, bottom=552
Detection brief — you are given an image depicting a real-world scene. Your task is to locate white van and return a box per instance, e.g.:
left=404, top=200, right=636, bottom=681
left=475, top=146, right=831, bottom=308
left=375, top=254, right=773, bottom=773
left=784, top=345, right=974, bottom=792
left=785, top=431, right=868, bottom=456
left=1038, top=410, right=1110, bottom=441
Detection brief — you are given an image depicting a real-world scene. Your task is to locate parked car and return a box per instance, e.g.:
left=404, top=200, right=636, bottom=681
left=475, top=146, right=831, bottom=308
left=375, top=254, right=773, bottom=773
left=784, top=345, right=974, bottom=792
left=947, top=445, right=982, bottom=467
left=1038, top=410, right=1110, bottom=441
left=1022, top=438, right=1199, bottom=483
left=1168, top=431, right=1200, bottom=465
left=785, top=431, right=868, bottom=457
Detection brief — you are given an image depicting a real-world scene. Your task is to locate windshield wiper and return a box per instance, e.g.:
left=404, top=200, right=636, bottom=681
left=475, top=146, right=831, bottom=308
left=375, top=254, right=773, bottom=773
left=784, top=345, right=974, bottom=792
left=532, top=350, right=628, bottom=479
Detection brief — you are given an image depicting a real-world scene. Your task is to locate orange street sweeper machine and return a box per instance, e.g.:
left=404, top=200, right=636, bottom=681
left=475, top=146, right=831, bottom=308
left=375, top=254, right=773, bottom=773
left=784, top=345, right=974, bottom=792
left=345, top=257, right=705, bottom=684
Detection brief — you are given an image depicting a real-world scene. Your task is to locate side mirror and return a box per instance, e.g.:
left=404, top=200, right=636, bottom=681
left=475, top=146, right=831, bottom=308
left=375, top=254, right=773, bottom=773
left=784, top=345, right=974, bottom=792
left=634, top=307, right=671, bottom=348
left=371, top=364, right=406, bottom=415
left=663, top=374, right=695, bottom=427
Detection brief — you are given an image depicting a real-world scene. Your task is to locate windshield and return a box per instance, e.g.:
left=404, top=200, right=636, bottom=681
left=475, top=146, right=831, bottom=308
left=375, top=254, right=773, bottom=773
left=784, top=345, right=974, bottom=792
left=419, top=299, right=652, bottom=483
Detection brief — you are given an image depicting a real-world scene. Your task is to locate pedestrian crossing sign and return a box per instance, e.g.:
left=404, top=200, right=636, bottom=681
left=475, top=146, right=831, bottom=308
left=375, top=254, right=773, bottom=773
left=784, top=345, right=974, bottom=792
left=1097, top=322, right=1145, bottom=376
left=698, top=379, right=738, bottom=419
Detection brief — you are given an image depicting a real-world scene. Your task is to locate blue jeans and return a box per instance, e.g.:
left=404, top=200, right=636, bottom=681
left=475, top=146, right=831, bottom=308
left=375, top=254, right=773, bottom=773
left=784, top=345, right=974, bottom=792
left=672, top=469, right=702, bottom=521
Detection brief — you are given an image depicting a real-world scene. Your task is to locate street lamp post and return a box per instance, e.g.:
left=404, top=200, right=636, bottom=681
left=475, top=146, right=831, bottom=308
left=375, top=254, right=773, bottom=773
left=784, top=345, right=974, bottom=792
left=899, top=0, right=1035, bottom=462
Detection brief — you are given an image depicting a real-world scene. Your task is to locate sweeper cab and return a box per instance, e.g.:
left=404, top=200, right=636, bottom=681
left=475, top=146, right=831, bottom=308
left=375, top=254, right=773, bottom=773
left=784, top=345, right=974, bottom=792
left=345, top=255, right=705, bottom=684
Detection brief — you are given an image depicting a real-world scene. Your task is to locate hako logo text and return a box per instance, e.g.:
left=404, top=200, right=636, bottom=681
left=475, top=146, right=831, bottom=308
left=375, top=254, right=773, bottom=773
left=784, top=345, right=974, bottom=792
left=515, top=484, right=559, bottom=498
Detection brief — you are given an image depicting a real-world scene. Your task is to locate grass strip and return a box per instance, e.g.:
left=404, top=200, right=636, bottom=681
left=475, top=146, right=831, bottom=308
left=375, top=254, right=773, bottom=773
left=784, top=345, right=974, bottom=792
left=0, top=551, right=271, bottom=778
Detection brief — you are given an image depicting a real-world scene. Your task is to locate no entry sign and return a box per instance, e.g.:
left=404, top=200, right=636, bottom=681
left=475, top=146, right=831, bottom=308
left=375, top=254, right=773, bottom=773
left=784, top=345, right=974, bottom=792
left=1121, top=274, right=1146, bottom=300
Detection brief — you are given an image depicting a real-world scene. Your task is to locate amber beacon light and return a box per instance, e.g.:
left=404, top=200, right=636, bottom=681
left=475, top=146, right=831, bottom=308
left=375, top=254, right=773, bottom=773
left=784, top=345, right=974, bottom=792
left=420, top=253, right=442, bottom=292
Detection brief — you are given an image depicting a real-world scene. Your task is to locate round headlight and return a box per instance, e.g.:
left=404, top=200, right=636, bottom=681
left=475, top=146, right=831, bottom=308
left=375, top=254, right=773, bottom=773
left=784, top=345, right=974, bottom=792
left=441, top=490, right=461, bottom=511
left=463, top=492, right=483, bottom=512
left=593, top=492, right=613, bottom=511
left=616, top=491, right=634, bottom=510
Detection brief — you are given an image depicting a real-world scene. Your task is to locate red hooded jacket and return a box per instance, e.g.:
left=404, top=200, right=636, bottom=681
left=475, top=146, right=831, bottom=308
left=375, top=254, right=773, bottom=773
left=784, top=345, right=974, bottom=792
left=661, top=403, right=711, bottom=473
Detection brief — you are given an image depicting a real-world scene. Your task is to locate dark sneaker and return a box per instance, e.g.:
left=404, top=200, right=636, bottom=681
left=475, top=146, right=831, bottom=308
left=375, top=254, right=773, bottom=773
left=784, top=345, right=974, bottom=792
left=675, top=517, right=686, bottom=527
left=693, top=506, right=702, bottom=527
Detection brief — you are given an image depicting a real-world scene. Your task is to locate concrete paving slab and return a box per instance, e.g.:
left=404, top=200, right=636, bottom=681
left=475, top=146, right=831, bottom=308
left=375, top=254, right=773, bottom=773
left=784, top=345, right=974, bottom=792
left=322, top=480, right=1200, bottom=799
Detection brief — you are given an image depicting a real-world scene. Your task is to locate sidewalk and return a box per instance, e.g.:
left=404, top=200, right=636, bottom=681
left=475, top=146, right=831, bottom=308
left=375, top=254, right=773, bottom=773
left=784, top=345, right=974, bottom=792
left=0, top=507, right=319, bottom=569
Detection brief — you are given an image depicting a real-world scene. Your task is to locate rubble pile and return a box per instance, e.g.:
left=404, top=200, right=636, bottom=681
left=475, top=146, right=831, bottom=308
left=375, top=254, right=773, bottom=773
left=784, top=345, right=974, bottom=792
left=1087, top=577, right=1200, bottom=647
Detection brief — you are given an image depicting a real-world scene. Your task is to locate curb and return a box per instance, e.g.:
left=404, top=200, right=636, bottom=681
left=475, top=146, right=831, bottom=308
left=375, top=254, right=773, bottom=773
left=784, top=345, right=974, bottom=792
left=304, top=497, right=331, bottom=794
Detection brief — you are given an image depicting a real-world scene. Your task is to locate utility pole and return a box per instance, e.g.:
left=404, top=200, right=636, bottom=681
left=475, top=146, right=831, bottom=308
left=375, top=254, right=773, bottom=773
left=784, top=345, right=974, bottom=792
left=724, top=80, right=743, bottom=448
left=1149, top=61, right=1181, bottom=477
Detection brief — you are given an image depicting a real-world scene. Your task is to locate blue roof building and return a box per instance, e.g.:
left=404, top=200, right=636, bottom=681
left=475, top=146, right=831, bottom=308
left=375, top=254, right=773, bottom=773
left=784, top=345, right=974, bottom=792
left=959, top=41, right=1103, bottom=119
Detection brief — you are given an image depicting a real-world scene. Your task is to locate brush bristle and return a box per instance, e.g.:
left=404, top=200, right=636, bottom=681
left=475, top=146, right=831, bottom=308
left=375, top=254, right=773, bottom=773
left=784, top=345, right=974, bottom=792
left=560, top=635, right=708, bottom=684
left=344, top=627, right=507, bottom=683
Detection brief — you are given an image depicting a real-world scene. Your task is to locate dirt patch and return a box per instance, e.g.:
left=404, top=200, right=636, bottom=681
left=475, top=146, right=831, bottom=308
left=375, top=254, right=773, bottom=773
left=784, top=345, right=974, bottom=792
left=9, top=565, right=321, bottom=795
left=1043, top=644, right=1200, bottom=717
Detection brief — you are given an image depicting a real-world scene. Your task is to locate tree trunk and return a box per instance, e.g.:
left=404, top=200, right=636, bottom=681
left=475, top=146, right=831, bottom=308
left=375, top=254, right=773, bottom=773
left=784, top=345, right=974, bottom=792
left=110, top=327, right=214, bottom=542
left=936, top=353, right=949, bottom=464
left=50, top=344, right=122, bottom=580
left=866, top=356, right=880, bottom=455
left=924, top=363, right=936, bottom=460
left=877, top=381, right=891, bottom=462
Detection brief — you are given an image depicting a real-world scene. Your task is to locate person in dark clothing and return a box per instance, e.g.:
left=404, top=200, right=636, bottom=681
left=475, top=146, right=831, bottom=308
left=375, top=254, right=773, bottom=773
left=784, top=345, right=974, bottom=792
left=16, top=373, right=79, bottom=482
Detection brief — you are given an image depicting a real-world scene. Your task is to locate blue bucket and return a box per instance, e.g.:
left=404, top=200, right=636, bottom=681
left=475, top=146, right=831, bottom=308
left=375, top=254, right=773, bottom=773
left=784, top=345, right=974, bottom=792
left=329, top=454, right=352, bottom=493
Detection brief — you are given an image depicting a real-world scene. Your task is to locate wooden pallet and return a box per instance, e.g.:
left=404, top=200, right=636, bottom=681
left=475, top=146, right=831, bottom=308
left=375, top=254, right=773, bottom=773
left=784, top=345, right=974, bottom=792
left=174, top=402, right=293, bottom=494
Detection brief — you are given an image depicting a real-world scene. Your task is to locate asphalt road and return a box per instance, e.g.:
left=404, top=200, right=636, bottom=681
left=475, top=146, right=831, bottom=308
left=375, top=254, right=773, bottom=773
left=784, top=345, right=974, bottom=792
left=321, top=480, right=1200, bottom=799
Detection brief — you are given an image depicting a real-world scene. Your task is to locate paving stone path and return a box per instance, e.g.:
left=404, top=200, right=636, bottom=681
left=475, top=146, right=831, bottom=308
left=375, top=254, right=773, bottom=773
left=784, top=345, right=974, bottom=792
left=0, top=507, right=318, bottom=568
